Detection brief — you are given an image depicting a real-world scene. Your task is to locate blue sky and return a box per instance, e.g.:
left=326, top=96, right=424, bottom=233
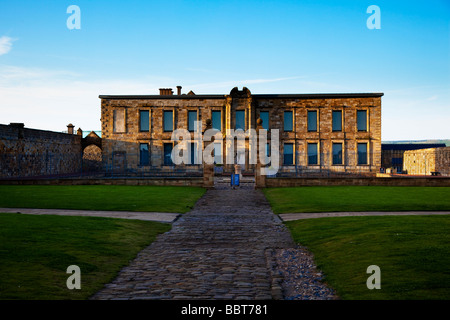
left=0, top=0, right=449, bottom=140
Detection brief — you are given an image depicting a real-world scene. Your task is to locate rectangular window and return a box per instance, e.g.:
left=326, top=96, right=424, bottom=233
left=163, top=143, right=173, bottom=165
left=283, top=143, right=294, bottom=165
left=163, top=110, right=173, bottom=132
left=214, top=142, right=222, bottom=164
left=188, top=111, right=197, bottom=132
left=308, top=143, right=318, bottom=165
left=212, top=111, right=222, bottom=131
left=235, top=110, right=245, bottom=130
left=332, top=110, right=342, bottom=132
left=307, top=110, right=317, bottom=132
left=139, top=143, right=150, bottom=166
left=188, top=142, right=198, bottom=165
left=260, top=111, right=269, bottom=130
left=265, top=142, right=271, bottom=166
left=139, top=110, right=149, bottom=132
left=358, top=143, right=368, bottom=165
left=113, top=109, right=126, bottom=133
left=332, top=143, right=343, bottom=165
left=284, top=111, right=293, bottom=132
left=357, top=110, right=367, bottom=132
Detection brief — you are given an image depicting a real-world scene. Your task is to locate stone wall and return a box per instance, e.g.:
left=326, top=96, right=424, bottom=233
left=0, top=123, right=82, bottom=178
left=403, top=147, right=450, bottom=176
left=265, top=176, right=450, bottom=187
left=0, top=177, right=204, bottom=186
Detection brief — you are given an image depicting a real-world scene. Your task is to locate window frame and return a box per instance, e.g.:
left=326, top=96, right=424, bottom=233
left=163, top=142, right=174, bottom=166
left=332, top=142, right=343, bottom=165
left=188, top=141, right=199, bottom=165
left=188, top=110, right=198, bottom=132
left=213, top=142, right=223, bottom=165
left=259, top=111, right=270, bottom=130
left=357, top=142, right=369, bottom=165
left=357, top=110, right=368, bottom=132
left=113, top=108, right=126, bottom=133
left=235, top=110, right=246, bottom=131
left=307, top=110, right=318, bottom=132
left=307, top=142, right=319, bottom=166
left=163, top=110, right=174, bottom=132
left=139, top=110, right=150, bottom=132
left=283, top=110, right=293, bottom=132
left=211, top=110, right=222, bottom=131
left=139, top=143, right=150, bottom=166
left=283, top=142, right=294, bottom=165
left=332, top=110, right=343, bottom=132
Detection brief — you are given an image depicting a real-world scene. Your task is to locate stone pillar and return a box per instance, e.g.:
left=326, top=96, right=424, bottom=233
left=203, top=119, right=215, bottom=188
left=255, top=118, right=266, bottom=189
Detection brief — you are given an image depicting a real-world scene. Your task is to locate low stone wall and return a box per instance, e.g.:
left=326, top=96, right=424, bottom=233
left=0, top=177, right=204, bottom=187
left=0, top=123, right=82, bottom=178
left=265, top=177, right=450, bottom=187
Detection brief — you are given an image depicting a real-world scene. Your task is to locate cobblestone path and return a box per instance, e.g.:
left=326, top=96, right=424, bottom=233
left=90, top=188, right=296, bottom=300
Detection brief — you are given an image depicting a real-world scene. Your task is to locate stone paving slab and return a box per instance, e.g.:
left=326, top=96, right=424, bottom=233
left=90, top=189, right=296, bottom=300
left=279, top=211, right=450, bottom=221
left=0, top=208, right=180, bottom=223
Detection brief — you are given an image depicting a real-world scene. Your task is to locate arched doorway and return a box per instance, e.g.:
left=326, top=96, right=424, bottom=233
left=81, top=131, right=102, bottom=173
left=82, top=144, right=102, bottom=172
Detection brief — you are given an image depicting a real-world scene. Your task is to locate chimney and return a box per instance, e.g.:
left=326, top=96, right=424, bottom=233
left=159, top=88, right=174, bottom=96
left=77, top=128, right=83, bottom=136
left=67, top=123, right=75, bottom=135
left=10, top=122, right=24, bottom=129
left=177, top=86, right=182, bottom=95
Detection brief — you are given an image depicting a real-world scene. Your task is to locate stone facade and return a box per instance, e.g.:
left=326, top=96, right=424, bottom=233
left=381, top=143, right=446, bottom=173
left=403, top=147, right=450, bottom=176
left=100, top=87, right=383, bottom=175
left=0, top=123, right=82, bottom=178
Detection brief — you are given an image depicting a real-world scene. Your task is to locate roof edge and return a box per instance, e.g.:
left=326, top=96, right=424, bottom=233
left=99, top=92, right=384, bottom=99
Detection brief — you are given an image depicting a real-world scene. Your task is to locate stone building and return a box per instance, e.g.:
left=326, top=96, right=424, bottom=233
left=403, top=146, right=450, bottom=176
left=99, top=87, right=383, bottom=176
left=381, top=143, right=446, bottom=174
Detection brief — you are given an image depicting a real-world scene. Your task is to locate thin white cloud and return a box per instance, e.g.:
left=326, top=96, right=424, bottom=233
left=0, top=65, right=81, bottom=84
left=0, top=36, right=14, bottom=56
left=0, top=65, right=173, bottom=131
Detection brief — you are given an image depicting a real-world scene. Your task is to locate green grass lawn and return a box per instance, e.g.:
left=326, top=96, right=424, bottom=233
left=263, top=186, right=450, bottom=214
left=286, top=215, right=450, bottom=300
left=0, top=185, right=206, bottom=213
left=0, top=213, right=171, bottom=299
